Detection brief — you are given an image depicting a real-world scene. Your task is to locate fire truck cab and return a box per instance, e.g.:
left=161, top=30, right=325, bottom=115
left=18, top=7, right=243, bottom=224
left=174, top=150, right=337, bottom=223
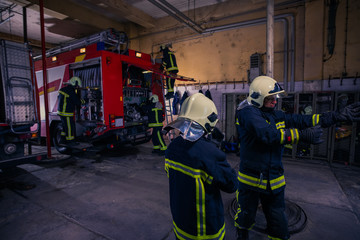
left=35, top=29, right=165, bottom=153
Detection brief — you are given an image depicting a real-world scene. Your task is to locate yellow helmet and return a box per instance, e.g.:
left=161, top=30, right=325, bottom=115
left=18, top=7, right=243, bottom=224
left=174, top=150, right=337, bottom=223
left=149, top=94, right=159, bottom=103
left=165, top=93, right=218, bottom=141
left=247, top=76, right=285, bottom=108
left=68, top=76, right=82, bottom=87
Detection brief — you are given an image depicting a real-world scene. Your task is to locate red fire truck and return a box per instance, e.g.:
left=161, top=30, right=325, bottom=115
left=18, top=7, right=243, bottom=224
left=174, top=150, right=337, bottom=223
left=0, top=40, right=46, bottom=168
left=34, top=29, right=168, bottom=154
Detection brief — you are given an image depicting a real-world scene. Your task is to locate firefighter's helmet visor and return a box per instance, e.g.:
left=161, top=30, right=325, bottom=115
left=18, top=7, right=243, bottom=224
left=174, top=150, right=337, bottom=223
left=164, top=117, right=205, bottom=142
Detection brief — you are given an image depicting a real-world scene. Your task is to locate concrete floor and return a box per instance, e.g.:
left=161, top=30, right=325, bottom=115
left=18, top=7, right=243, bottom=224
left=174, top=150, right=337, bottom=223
left=1, top=142, right=360, bottom=240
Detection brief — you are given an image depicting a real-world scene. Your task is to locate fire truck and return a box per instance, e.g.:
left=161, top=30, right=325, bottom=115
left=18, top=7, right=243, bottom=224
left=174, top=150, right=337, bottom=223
left=0, top=40, right=46, bottom=168
left=34, top=29, right=169, bottom=154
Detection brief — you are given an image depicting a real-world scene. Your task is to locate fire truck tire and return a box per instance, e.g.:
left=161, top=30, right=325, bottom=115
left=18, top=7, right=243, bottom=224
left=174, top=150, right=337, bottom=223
left=52, top=122, right=71, bottom=154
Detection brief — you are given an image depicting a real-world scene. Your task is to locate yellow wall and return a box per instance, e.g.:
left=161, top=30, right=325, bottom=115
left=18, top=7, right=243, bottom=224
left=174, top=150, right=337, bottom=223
left=322, top=0, right=360, bottom=78
left=129, top=0, right=360, bottom=89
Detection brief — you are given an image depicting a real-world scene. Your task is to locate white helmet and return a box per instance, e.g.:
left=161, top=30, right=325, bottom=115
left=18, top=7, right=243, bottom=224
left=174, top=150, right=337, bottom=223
left=247, top=76, right=285, bottom=108
left=149, top=94, right=159, bottom=103
left=165, top=93, right=218, bottom=141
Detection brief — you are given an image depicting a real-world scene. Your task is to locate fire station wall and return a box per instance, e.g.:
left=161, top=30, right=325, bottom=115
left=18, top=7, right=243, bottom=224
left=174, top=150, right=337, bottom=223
left=321, top=0, right=360, bottom=80
left=131, top=0, right=359, bottom=92
left=304, top=0, right=360, bottom=91
left=133, top=0, right=303, bottom=88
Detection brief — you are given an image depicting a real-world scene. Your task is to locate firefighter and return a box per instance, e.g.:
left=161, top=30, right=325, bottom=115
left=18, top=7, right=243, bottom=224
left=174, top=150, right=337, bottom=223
left=160, top=45, right=178, bottom=99
left=57, top=76, right=83, bottom=146
left=147, top=94, right=167, bottom=155
left=235, top=76, right=360, bottom=240
left=164, top=93, right=238, bottom=240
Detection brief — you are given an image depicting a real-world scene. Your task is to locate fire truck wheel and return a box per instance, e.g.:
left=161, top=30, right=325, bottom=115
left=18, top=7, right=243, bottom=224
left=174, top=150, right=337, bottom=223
left=52, top=123, right=71, bottom=154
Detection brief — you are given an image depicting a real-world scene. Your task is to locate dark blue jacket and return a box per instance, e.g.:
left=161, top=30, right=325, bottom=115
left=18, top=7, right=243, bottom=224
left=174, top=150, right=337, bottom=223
left=57, top=85, right=81, bottom=117
left=162, top=47, right=178, bottom=73
left=147, top=102, right=164, bottom=127
left=165, top=136, right=238, bottom=240
left=236, top=105, right=335, bottom=194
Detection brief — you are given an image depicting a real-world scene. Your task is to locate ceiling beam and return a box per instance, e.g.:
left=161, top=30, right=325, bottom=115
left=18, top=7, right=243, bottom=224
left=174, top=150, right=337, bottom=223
left=25, top=0, right=126, bottom=31
left=0, top=32, right=57, bottom=48
left=86, top=0, right=155, bottom=29
left=8, top=0, right=68, bottom=20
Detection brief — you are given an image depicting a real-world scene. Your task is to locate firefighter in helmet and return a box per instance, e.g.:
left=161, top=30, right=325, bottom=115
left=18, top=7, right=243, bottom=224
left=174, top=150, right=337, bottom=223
left=57, top=76, right=83, bottom=146
left=164, top=93, right=238, bottom=240
left=160, top=45, right=178, bottom=99
left=235, top=76, right=360, bottom=240
left=148, top=94, right=167, bottom=155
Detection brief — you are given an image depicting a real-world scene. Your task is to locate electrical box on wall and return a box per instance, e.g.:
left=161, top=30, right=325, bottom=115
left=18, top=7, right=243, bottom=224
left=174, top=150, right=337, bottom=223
left=248, top=53, right=263, bottom=82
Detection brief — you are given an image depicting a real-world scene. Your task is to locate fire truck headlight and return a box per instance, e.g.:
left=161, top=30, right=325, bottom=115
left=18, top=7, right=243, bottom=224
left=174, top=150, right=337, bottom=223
left=4, top=143, right=17, bottom=155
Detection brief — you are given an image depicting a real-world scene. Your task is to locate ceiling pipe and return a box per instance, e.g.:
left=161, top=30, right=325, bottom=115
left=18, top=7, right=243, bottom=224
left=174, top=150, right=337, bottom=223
left=157, top=0, right=203, bottom=32
left=143, top=14, right=295, bottom=91
left=182, top=14, right=294, bottom=91
left=0, top=4, right=15, bottom=26
left=148, top=0, right=203, bottom=34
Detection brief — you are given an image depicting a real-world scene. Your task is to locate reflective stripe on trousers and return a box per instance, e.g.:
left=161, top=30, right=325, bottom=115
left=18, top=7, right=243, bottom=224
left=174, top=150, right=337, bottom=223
left=238, top=171, right=285, bottom=191
left=165, top=159, right=225, bottom=240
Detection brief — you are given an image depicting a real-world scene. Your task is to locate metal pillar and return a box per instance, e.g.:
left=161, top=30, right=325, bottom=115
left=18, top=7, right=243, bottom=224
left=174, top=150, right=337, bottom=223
left=39, top=0, right=52, bottom=158
left=266, top=0, right=274, bottom=78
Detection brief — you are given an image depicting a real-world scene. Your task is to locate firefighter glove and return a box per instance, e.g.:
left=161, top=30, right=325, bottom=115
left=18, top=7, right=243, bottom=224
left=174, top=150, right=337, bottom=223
left=207, top=127, right=224, bottom=147
left=335, top=102, right=360, bottom=122
left=299, top=126, right=324, bottom=145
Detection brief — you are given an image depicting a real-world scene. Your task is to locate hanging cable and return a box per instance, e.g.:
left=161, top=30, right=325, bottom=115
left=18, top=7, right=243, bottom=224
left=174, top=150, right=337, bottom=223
left=193, top=0, right=195, bottom=23
left=342, top=0, right=349, bottom=76
left=324, top=0, right=339, bottom=62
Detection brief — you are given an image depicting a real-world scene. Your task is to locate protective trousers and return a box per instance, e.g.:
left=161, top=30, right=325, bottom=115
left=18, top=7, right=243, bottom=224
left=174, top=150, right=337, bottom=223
left=60, top=115, right=76, bottom=141
left=166, top=70, right=178, bottom=93
left=235, top=185, right=289, bottom=240
left=151, top=126, right=166, bottom=152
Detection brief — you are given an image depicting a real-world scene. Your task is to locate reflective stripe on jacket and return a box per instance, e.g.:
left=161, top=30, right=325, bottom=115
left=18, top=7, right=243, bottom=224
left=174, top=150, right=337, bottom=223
left=165, top=136, right=238, bottom=239
left=162, top=47, right=179, bottom=73
left=57, top=85, right=81, bottom=116
left=148, top=106, right=164, bottom=127
left=236, top=105, right=320, bottom=193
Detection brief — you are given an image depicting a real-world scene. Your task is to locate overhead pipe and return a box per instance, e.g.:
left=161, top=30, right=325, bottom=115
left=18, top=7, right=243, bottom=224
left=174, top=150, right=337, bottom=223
left=147, top=0, right=203, bottom=34
left=158, top=0, right=203, bottom=32
left=179, top=14, right=294, bottom=91
left=142, top=13, right=295, bottom=91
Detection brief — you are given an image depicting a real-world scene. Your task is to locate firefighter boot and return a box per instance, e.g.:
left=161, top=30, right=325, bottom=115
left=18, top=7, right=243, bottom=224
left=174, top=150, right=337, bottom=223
left=237, top=229, right=249, bottom=240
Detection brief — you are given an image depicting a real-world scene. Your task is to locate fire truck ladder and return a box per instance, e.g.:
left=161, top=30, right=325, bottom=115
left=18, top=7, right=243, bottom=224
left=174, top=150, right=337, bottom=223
left=0, top=40, right=39, bottom=134
left=34, top=29, right=128, bottom=59
left=161, top=77, right=176, bottom=142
